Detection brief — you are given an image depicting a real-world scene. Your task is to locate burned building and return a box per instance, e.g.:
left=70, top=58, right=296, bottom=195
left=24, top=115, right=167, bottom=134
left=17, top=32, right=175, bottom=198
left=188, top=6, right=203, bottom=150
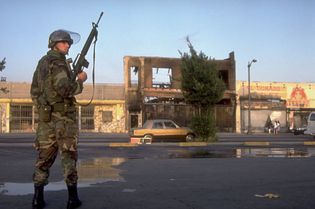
left=124, top=52, right=236, bottom=132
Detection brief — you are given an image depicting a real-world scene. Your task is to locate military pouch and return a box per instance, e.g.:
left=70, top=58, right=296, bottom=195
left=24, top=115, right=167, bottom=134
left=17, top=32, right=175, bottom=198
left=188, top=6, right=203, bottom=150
left=64, top=98, right=76, bottom=113
left=39, top=105, right=52, bottom=122
left=65, top=104, right=76, bottom=113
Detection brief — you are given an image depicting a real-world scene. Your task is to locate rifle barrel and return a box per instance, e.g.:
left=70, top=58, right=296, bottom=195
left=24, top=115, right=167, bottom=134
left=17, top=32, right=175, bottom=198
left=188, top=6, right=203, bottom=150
left=96, top=12, right=104, bottom=26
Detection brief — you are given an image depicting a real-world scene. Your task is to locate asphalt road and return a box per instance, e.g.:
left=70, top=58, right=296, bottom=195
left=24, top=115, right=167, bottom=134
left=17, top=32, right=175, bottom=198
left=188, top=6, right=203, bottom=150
left=0, top=132, right=313, bottom=143
left=1, top=136, right=315, bottom=209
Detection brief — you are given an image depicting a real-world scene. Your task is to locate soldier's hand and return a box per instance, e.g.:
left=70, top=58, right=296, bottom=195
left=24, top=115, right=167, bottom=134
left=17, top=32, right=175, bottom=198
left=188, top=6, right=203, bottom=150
left=77, top=71, right=87, bottom=83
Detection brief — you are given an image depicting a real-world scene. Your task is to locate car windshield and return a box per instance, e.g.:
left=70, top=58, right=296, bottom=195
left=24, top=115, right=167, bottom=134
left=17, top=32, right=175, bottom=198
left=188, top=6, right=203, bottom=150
left=310, top=113, right=315, bottom=121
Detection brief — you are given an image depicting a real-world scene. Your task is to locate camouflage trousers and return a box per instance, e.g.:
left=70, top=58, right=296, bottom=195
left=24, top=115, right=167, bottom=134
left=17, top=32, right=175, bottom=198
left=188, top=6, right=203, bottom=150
left=33, top=112, right=79, bottom=186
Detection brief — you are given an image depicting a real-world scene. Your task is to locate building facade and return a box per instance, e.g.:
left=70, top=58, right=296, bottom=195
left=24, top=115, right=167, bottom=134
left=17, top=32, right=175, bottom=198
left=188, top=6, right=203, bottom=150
left=0, top=82, right=125, bottom=133
left=124, top=53, right=237, bottom=132
left=236, top=81, right=315, bottom=133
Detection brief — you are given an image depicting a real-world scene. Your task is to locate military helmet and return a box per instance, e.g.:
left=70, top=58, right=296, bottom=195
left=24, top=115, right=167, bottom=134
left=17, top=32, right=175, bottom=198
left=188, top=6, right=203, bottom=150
left=48, top=30, right=73, bottom=48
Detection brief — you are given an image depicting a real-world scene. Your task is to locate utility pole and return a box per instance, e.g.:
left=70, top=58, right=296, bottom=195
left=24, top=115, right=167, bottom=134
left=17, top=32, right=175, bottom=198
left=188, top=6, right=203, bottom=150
left=247, top=59, right=257, bottom=134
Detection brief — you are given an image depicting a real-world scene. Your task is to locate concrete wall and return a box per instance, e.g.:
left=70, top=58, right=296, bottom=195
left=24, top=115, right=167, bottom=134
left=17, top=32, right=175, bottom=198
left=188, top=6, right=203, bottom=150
left=94, top=104, right=126, bottom=133
left=241, top=109, right=286, bottom=133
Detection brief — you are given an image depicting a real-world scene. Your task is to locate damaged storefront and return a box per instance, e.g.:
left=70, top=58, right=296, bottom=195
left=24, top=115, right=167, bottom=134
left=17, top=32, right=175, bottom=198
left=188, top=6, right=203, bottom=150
left=124, top=53, right=237, bottom=132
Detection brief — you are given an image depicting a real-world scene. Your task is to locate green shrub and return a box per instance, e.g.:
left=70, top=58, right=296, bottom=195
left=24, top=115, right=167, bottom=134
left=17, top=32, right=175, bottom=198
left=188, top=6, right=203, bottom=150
left=191, top=114, right=217, bottom=142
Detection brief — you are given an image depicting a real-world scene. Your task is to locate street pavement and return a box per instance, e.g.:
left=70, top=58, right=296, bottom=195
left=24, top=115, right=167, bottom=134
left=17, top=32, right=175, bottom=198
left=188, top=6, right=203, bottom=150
left=0, top=132, right=315, bottom=209
left=0, top=132, right=314, bottom=147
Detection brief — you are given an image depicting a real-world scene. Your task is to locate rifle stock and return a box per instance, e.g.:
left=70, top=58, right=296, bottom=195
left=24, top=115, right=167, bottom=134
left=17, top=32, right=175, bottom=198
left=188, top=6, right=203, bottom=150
left=71, top=12, right=103, bottom=82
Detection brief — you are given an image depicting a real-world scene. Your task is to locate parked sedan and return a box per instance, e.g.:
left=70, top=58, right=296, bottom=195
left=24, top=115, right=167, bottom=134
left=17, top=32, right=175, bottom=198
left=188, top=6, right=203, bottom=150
left=130, top=119, right=195, bottom=143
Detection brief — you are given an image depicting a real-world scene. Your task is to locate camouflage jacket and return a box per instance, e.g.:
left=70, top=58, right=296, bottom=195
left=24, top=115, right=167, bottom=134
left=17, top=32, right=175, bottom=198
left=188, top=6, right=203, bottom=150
left=30, top=50, right=84, bottom=106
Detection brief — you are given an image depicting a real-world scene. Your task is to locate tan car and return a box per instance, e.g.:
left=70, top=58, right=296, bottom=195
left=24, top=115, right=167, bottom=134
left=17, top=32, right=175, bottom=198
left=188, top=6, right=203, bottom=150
left=130, top=119, right=195, bottom=143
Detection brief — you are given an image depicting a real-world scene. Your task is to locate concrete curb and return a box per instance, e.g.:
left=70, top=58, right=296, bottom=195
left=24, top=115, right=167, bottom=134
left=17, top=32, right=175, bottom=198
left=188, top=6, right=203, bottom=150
left=95, top=141, right=315, bottom=147
left=106, top=141, right=314, bottom=147
left=0, top=141, right=314, bottom=147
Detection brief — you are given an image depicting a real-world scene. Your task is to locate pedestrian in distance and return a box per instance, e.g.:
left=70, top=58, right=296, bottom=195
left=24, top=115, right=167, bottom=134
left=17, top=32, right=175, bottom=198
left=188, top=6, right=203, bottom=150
left=273, top=120, right=279, bottom=135
left=30, top=29, right=87, bottom=209
left=268, top=124, right=272, bottom=134
left=277, top=120, right=281, bottom=134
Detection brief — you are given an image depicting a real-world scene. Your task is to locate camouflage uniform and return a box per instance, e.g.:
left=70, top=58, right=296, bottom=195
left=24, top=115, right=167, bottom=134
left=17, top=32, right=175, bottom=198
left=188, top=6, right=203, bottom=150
left=31, top=49, right=84, bottom=187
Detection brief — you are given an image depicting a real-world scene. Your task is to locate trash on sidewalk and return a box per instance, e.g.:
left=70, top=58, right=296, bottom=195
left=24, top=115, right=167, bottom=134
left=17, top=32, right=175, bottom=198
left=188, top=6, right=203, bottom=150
left=122, top=188, right=137, bottom=193
left=255, top=193, right=280, bottom=198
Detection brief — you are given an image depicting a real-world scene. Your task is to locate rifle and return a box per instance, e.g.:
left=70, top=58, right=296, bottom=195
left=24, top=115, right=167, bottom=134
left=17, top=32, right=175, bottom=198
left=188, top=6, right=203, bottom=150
left=71, top=12, right=103, bottom=82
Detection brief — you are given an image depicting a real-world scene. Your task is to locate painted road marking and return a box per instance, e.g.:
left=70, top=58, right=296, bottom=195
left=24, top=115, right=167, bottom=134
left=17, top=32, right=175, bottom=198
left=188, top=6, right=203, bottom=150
left=244, top=142, right=270, bottom=146
left=179, top=142, right=209, bottom=147
left=304, top=141, right=315, bottom=146
left=109, top=143, right=139, bottom=147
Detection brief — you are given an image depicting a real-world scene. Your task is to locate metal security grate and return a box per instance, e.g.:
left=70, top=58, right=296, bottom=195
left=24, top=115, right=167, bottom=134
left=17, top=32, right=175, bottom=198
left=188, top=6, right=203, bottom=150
left=10, top=104, right=33, bottom=132
left=81, top=105, right=94, bottom=131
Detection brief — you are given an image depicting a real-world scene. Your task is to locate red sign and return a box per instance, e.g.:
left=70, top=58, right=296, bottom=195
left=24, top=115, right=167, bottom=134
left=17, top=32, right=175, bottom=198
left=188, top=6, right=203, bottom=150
left=287, top=86, right=309, bottom=108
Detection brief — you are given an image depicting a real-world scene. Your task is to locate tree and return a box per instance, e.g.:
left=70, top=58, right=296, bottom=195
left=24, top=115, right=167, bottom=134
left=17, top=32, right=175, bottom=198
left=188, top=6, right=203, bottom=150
left=179, top=38, right=226, bottom=141
left=0, top=58, right=6, bottom=72
left=0, top=57, right=8, bottom=94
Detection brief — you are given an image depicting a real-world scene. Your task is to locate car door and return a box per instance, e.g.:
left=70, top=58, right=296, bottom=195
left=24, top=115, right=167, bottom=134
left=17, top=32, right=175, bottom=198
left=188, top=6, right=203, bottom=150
left=151, top=121, right=166, bottom=141
left=163, top=121, right=185, bottom=141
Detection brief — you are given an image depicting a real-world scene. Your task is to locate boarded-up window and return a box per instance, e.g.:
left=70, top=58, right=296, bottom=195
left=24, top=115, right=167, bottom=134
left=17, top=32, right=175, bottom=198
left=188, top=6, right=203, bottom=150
left=102, top=111, right=113, bottom=123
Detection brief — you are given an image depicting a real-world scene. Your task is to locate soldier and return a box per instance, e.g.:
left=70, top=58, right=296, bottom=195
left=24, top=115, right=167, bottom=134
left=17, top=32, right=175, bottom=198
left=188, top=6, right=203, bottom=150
left=30, top=29, right=87, bottom=209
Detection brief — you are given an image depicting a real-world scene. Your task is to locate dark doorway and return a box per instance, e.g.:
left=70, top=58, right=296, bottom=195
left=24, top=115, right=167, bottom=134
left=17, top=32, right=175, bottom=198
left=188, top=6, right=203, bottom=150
left=131, top=114, right=139, bottom=128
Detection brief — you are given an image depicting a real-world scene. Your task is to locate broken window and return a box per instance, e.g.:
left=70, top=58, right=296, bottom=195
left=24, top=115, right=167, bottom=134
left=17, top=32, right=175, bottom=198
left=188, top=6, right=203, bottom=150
left=130, top=66, right=139, bottom=87
left=219, top=70, right=229, bottom=89
left=144, top=96, right=159, bottom=103
left=152, top=67, right=172, bottom=88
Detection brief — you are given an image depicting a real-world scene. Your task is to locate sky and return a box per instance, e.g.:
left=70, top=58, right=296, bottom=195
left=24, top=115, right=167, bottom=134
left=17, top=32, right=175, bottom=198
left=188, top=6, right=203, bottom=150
left=1, top=0, right=315, bottom=84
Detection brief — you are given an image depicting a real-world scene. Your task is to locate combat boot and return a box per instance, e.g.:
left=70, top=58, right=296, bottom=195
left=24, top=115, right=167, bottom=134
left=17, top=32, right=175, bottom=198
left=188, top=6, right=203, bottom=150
left=67, top=184, right=82, bottom=209
left=32, top=185, right=46, bottom=209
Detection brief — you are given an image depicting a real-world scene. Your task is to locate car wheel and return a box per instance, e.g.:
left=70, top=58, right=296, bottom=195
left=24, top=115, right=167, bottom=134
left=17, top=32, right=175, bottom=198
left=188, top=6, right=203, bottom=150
left=185, top=134, right=194, bottom=142
left=143, top=134, right=153, bottom=144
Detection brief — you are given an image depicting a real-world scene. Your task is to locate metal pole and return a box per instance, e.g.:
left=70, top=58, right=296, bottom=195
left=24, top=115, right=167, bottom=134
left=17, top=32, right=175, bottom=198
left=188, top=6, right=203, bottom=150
left=247, top=62, right=251, bottom=134
left=247, top=59, right=256, bottom=134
